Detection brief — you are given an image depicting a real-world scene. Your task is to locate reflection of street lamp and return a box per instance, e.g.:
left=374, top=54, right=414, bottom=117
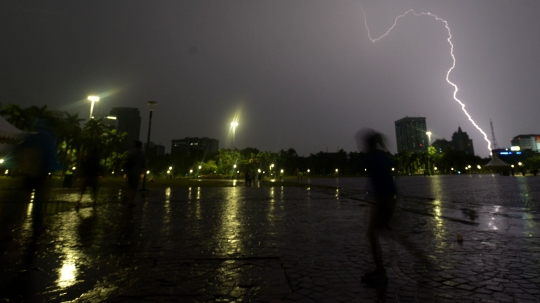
left=141, top=101, right=157, bottom=191
left=87, top=96, right=100, bottom=120
left=426, top=131, right=432, bottom=146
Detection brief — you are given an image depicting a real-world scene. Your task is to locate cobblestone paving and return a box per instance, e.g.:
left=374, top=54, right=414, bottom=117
left=1, top=176, right=539, bottom=302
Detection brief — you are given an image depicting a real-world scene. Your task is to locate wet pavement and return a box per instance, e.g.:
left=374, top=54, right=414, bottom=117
left=1, top=175, right=539, bottom=302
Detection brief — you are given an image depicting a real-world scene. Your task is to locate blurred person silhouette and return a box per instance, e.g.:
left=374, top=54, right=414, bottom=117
left=123, top=140, right=145, bottom=207
left=12, top=120, right=60, bottom=235
left=76, top=147, right=101, bottom=209
left=244, top=170, right=251, bottom=186
left=356, top=128, right=397, bottom=284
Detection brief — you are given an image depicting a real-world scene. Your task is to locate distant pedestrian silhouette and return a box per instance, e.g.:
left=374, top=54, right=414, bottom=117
left=123, top=141, right=146, bottom=207
left=76, top=148, right=101, bottom=208
left=245, top=171, right=251, bottom=186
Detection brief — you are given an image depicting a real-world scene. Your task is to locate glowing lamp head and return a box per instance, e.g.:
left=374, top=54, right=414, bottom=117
left=87, top=96, right=100, bottom=102
left=147, top=101, right=158, bottom=111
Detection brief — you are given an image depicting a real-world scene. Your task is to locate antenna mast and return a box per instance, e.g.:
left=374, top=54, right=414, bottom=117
left=490, top=118, right=499, bottom=150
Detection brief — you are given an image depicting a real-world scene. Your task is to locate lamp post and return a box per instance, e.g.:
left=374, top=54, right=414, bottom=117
left=87, top=96, right=100, bottom=120
left=141, top=101, right=157, bottom=191
left=426, top=131, right=432, bottom=146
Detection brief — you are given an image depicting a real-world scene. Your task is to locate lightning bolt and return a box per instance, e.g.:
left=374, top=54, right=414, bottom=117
left=361, top=7, right=492, bottom=152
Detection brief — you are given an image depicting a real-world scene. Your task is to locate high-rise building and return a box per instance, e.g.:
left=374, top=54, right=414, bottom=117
left=109, top=107, right=141, bottom=152
left=451, top=127, right=474, bottom=155
left=511, top=134, right=540, bottom=152
left=394, top=117, right=428, bottom=153
left=171, top=137, right=219, bottom=155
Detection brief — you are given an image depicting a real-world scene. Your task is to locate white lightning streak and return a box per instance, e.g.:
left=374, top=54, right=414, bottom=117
left=361, top=7, right=492, bottom=152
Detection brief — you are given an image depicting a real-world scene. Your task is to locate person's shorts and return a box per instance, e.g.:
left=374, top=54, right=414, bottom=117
left=127, top=174, right=141, bottom=190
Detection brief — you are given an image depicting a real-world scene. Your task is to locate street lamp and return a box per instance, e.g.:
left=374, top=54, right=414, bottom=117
left=87, top=96, right=100, bottom=120
left=141, top=101, right=157, bottom=191
left=426, top=131, right=432, bottom=146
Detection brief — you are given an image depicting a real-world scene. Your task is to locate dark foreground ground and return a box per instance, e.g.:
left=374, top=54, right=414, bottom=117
left=0, top=175, right=539, bottom=302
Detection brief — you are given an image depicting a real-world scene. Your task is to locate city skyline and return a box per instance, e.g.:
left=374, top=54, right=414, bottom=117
left=2, top=1, right=540, bottom=157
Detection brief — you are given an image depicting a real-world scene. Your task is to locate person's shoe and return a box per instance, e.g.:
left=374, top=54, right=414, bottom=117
left=361, top=268, right=387, bottom=283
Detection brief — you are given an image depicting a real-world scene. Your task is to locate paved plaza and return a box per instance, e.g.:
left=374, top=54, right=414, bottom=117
left=0, top=175, right=539, bottom=302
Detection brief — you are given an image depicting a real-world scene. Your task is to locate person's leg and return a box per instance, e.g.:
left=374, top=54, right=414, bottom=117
left=362, top=204, right=387, bottom=282
left=127, top=175, right=139, bottom=206
left=91, top=177, right=98, bottom=205
left=78, top=177, right=87, bottom=204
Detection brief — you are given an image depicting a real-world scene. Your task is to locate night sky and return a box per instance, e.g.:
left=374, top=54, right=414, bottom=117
left=2, top=0, right=539, bottom=157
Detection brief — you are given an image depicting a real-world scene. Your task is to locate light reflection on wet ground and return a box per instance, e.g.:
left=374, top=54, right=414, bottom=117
left=0, top=176, right=539, bottom=302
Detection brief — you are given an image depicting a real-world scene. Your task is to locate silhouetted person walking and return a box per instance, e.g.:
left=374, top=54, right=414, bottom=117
left=76, top=148, right=101, bottom=209
left=356, top=129, right=397, bottom=284
left=245, top=171, right=251, bottom=186
left=123, top=141, right=145, bottom=207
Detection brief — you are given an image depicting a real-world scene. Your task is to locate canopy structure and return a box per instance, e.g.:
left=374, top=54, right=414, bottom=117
left=484, top=153, right=511, bottom=167
left=0, top=115, right=24, bottom=143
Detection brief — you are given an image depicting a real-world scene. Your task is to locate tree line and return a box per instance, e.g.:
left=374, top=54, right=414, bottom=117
left=2, top=103, right=539, bottom=178
left=1, top=103, right=126, bottom=175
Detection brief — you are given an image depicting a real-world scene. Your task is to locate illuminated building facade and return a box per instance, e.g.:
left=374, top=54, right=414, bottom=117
left=171, top=137, right=219, bottom=155
left=510, top=135, right=540, bottom=152
left=395, top=117, right=428, bottom=153
left=451, top=127, right=474, bottom=155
